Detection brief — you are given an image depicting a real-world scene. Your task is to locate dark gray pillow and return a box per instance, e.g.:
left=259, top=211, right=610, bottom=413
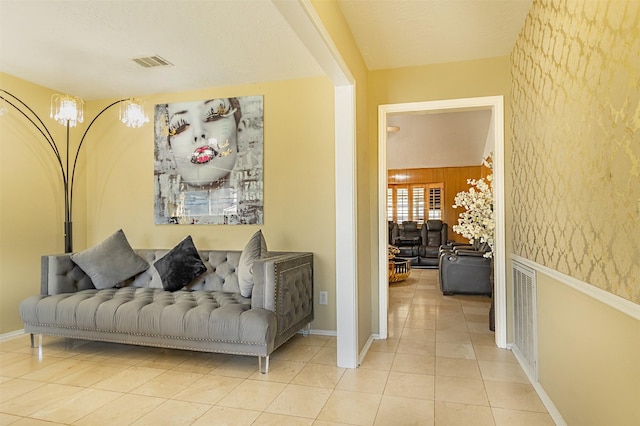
left=70, top=229, right=149, bottom=289
left=154, top=236, right=207, bottom=292
left=238, top=230, right=269, bottom=297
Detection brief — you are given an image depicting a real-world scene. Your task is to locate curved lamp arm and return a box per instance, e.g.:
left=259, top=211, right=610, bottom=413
left=1, top=91, right=147, bottom=252
left=0, top=90, right=65, bottom=187
left=69, top=99, right=127, bottom=221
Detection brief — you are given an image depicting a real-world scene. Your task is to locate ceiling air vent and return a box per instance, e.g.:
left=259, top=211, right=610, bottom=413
left=132, top=55, right=173, bottom=68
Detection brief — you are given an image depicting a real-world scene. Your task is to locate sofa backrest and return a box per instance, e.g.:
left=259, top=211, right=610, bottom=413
left=133, top=249, right=243, bottom=294
left=42, top=250, right=247, bottom=296
left=399, top=221, right=421, bottom=242
left=422, top=220, right=448, bottom=247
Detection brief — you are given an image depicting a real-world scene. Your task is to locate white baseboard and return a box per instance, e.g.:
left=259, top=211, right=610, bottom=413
left=1, top=329, right=25, bottom=341
left=306, top=329, right=337, bottom=337
left=357, top=334, right=376, bottom=367
left=507, top=343, right=567, bottom=426
left=300, top=330, right=374, bottom=368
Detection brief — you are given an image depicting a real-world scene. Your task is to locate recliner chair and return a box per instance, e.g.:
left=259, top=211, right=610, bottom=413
left=439, top=244, right=492, bottom=295
left=415, top=220, right=448, bottom=267
left=393, top=220, right=448, bottom=268
left=394, top=221, right=421, bottom=259
left=388, top=221, right=399, bottom=245
left=396, top=221, right=421, bottom=245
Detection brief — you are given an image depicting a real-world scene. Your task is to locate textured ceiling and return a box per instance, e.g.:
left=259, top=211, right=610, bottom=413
left=0, top=0, right=531, bottom=167
left=0, top=0, right=532, bottom=99
left=0, top=1, right=324, bottom=99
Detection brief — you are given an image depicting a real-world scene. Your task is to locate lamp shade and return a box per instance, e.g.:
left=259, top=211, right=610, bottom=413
left=51, top=94, right=84, bottom=127
left=120, top=98, right=149, bottom=128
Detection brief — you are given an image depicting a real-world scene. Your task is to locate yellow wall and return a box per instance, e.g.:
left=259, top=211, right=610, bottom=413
left=537, top=272, right=640, bottom=425
left=369, top=56, right=512, bottom=106
left=368, top=57, right=513, bottom=331
left=511, top=0, right=640, bottom=423
left=0, top=74, right=338, bottom=333
left=0, top=73, right=77, bottom=332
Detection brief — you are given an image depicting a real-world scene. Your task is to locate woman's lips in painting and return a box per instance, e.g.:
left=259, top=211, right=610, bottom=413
left=191, top=146, right=217, bottom=164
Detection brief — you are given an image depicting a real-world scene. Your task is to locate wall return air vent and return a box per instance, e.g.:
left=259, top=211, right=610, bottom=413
left=132, top=55, right=173, bottom=68
left=512, top=261, right=538, bottom=380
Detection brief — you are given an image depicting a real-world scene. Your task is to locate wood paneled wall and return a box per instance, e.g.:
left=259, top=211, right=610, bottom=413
left=388, top=166, right=482, bottom=243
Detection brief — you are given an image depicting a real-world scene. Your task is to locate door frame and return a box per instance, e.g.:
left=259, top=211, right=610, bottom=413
left=273, top=0, right=360, bottom=368
left=377, top=96, right=507, bottom=348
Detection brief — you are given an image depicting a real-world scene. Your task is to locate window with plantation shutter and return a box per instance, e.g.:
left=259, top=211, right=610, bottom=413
left=387, top=183, right=442, bottom=223
left=396, top=187, right=408, bottom=222
left=412, top=186, right=425, bottom=224
left=428, top=185, right=443, bottom=220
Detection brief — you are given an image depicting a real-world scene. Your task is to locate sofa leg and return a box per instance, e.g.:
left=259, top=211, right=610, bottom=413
left=29, top=333, right=41, bottom=348
left=259, top=355, right=269, bottom=374
left=302, top=323, right=311, bottom=337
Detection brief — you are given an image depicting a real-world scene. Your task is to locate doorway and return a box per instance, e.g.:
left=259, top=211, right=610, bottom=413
left=377, top=96, right=507, bottom=348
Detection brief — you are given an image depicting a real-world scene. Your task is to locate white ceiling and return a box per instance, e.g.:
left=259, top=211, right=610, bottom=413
left=337, top=0, right=532, bottom=70
left=0, top=0, right=532, bottom=167
left=0, top=0, right=324, bottom=100
left=386, top=109, right=492, bottom=169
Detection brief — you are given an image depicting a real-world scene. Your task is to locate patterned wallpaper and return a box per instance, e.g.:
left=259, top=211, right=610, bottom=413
left=510, top=0, right=640, bottom=303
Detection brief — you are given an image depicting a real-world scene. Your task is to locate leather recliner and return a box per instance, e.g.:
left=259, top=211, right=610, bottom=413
left=439, top=244, right=492, bottom=295
left=388, top=221, right=399, bottom=245
left=392, top=220, right=448, bottom=268
left=396, top=221, right=421, bottom=246
left=416, top=220, right=448, bottom=267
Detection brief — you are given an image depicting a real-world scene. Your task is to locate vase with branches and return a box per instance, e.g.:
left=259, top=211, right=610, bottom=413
left=453, top=154, right=495, bottom=330
left=452, top=154, right=494, bottom=258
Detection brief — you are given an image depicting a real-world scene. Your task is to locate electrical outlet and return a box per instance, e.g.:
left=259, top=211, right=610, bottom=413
left=319, top=291, right=328, bottom=305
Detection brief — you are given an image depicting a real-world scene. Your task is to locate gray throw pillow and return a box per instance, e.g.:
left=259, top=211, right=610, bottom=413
left=238, top=230, right=269, bottom=297
left=154, top=235, right=207, bottom=292
left=70, top=229, right=149, bottom=289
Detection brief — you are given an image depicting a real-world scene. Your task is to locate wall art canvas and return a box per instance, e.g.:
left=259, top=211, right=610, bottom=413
left=154, top=96, right=263, bottom=225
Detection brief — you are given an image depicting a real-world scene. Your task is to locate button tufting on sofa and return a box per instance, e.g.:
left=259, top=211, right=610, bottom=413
left=21, top=249, right=314, bottom=374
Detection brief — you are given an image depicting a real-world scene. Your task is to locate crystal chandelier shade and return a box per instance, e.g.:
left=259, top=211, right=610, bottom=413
left=120, top=98, right=150, bottom=128
left=50, top=94, right=84, bottom=127
left=1, top=88, right=150, bottom=252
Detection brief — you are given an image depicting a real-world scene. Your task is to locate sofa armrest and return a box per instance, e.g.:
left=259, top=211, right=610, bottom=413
left=454, top=249, right=488, bottom=257
left=41, top=254, right=95, bottom=295
left=252, top=252, right=314, bottom=347
left=439, top=252, right=492, bottom=295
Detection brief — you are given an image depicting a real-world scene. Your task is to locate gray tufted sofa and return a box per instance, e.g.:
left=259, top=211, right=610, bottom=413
left=19, top=250, right=313, bottom=373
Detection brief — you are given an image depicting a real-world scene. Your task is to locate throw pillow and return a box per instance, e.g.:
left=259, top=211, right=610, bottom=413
left=154, top=235, right=207, bottom=292
left=238, top=230, right=269, bottom=297
left=70, top=229, right=149, bottom=289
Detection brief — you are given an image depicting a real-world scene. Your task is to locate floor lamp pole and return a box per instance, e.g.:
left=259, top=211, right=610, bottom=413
left=64, top=121, right=72, bottom=253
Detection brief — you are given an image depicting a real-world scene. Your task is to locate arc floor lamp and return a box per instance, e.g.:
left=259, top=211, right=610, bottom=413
left=0, top=89, right=149, bottom=253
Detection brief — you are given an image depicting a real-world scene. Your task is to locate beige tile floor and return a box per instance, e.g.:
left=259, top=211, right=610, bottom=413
left=0, top=269, right=555, bottom=425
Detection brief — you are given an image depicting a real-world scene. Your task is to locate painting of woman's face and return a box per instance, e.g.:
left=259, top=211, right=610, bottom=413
left=154, top=95, right=263, bottom=225
left=167, top=98, right=238, bottom=186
